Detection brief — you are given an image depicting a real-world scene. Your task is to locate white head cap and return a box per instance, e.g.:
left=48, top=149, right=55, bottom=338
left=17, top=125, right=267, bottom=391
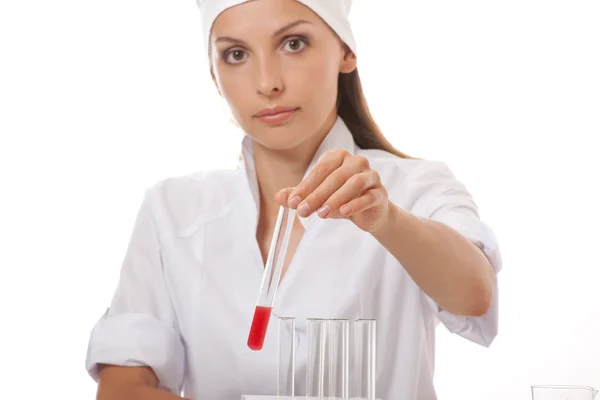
left=195, top=0, right=356, bottom=55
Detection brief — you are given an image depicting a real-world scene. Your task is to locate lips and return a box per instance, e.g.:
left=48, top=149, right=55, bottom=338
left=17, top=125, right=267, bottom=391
left=255, top=106, right=297, bottom=117
left=254, top=106, right=299, bottom=125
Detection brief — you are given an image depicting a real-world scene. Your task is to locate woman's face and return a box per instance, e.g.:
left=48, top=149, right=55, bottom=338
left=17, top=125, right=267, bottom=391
left=210, top=0, right=356, bottom=151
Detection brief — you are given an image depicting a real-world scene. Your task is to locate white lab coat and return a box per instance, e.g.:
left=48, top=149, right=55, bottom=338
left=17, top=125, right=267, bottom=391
left=85, top=117, right=502, bottom=400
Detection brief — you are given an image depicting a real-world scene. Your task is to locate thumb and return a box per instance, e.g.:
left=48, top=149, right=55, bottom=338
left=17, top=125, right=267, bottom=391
left=274, top=187, right=295, bottom=207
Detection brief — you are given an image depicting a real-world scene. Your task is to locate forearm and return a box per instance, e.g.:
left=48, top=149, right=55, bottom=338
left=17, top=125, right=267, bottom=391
left=372, top=203, right=494, bottom=317
left=98, top=385, right=189, bottom=400
left=97, top=366, right=189, bottom=400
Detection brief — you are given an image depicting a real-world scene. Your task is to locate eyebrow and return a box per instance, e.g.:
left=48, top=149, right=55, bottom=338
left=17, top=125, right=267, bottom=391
left=215, top=19, right=312, bottom=46
left=273, top=19, right=312, bottom=37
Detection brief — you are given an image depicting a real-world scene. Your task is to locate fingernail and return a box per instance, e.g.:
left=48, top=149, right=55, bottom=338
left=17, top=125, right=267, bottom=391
left=288, top=196, right=301, bottom=209
left=317, top=205, right=331, bottom=218
left=297, top=202, right=311, bottom=217
left=340, top=205, right=352, bottom=216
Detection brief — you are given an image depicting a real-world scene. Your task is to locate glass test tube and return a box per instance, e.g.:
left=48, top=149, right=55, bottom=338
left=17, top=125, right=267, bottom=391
left=328, top=319, right=349, bottom=399
left=353, top=319, right=377, bottom=399
left=247, top=206, right=296, bottom=351
left=306, top=318, right=328, bottom=397
left=277, top=317, right=296, bottom=396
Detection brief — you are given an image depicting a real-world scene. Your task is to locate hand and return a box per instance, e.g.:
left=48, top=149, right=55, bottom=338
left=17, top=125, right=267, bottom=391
left=275, top=149, right=391, bottom=233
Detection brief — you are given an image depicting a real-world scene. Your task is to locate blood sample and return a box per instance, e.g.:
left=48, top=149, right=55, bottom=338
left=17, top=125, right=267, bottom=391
left=247, top=205, right=296, bottom=351
left=247, top=305, right=272, bottom=350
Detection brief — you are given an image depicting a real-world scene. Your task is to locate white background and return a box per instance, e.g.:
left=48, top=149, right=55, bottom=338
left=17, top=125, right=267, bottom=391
left=1, top=0, right=599, bottom=399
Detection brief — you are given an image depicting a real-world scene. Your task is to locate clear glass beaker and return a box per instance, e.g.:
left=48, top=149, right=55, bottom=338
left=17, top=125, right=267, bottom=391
left=306, top=318, right=328, bottom=397
left=531, top=385, right=598, bottom=400
left=328, top=319, right=350, bottom=399
left=277, top=317, right=296, bottom=396
left=353, top=319, right=377, bottom=399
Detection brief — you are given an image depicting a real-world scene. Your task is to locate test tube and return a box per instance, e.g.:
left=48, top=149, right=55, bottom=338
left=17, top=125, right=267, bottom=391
left=247, top=206, right=296, bottom=351
left=353, top=319, right=377, bottom=399
left=306, top=318, right=328, bottom=397
left=277, top=317, right=296, bottom=396
left=328, top=319, right=349, bottom=399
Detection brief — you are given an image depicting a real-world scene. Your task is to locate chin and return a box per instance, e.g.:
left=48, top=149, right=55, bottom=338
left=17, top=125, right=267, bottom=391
left=246, top=119, right=312, bottom=151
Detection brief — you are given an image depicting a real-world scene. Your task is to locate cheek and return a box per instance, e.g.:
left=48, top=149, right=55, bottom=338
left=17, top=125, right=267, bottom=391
left=215, top=68, right=252, bottom=117
left=291, top=56, right=339, bottom=108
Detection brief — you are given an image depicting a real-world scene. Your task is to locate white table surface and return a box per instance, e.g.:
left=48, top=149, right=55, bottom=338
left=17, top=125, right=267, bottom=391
left=241, top=396, right=382, bottom=400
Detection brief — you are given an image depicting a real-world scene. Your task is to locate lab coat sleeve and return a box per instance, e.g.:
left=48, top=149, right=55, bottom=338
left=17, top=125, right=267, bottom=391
left=403, top=161, right=502, bottom=347
left=85, top=188, right=185, bottom=394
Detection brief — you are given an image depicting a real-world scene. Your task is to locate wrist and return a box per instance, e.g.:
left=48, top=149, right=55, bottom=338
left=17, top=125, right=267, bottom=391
left=371, top=201, right=402, bottom=239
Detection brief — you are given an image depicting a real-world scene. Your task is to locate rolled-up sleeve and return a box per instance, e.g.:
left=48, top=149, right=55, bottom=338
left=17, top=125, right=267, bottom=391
left=404, top=161, right=502, bottom=347
left=85, top=188, right=185, bottom=394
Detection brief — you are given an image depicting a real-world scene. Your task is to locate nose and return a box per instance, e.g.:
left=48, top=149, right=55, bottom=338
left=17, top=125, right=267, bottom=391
left=255, top=55, right=285, bottom=98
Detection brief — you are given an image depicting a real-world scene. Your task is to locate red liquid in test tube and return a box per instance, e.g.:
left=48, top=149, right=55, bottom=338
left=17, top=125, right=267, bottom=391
left=247, top=305, right=272, bottom=350
left=247, top=206, right=296, bottom=351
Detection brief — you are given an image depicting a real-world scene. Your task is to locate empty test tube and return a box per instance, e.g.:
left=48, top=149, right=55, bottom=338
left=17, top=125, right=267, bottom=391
left=277, top=317, right=296, bottom=396
left=353, top=319, right=377, bottom=399
left=328, top=319, right=350, bottom=398
left=306, top=318, right=328, bottom=397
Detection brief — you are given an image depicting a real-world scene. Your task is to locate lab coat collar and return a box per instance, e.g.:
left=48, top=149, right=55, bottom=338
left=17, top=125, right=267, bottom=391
left=238, top=116, right=357, bottom=230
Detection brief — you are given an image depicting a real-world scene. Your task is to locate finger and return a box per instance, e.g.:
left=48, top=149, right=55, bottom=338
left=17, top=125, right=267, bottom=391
left=295, top=155, right=371, bottom=218
left=339, top=187, right=386, bottom=217
left=316, top=169, right=380, bottom=218
left=288, top=150, right=348, bottom=208
left=328, top=210, right=344, bottom=219
left=298, top=163, right=359, bottom=218
left=275, top=188, right=294, bottom=207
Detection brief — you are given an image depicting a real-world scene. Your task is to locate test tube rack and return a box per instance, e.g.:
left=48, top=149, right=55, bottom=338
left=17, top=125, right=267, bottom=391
left=242, top=318, right=380, bottom=400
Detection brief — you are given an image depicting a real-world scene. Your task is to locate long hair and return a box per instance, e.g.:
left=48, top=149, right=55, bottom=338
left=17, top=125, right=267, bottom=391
left=337, top=69, right=413, bottom=159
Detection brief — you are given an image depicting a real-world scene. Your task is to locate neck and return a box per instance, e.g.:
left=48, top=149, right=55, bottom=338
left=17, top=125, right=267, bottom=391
left=253, top=114, right=337, bottom=212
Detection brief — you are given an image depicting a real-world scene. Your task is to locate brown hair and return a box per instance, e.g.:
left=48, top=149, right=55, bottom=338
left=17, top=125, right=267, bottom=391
left=337, top=69, right=413, bottom=159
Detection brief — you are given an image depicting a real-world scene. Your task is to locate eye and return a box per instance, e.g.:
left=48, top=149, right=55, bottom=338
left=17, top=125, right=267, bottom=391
left=282, top=38, right=307, bottom=53
left=224, top=49, right=248, bottom=64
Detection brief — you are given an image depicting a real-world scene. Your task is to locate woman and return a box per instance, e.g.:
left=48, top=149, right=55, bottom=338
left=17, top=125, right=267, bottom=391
left=85, top=0, right=502, bottom=399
